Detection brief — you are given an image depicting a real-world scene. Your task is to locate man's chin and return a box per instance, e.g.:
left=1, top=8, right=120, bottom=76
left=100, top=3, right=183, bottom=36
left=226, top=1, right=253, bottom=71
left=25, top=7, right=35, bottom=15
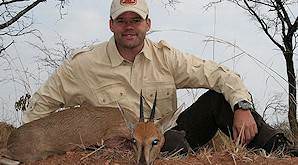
left=117, top=38, right=143, bottom=49
left=123, top=45, right=138, bottom=49
left=122, top=42, right=140, bottom=49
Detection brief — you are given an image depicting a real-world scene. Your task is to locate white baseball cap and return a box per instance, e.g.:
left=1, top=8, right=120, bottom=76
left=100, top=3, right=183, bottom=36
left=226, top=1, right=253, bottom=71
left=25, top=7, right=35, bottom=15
left=110, top=0, right=149, bottom=19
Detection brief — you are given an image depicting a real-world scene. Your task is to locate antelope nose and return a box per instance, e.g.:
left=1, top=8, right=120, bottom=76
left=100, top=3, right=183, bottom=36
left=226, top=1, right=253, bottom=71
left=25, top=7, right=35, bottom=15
left=138, top=161, right=151, bottom=165
left=138, top=154, right=146, bottom=165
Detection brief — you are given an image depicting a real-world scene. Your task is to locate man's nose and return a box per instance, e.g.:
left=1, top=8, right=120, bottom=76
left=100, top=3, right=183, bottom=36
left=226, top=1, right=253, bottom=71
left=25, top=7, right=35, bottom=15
left=123, top=22, right=135, bottom=29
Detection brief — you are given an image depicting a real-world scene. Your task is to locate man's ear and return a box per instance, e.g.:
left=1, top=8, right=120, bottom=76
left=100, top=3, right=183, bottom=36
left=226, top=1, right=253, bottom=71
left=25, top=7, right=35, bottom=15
left=145, top=18, right=151, bottom=32
left=109, top=19, right=114, bottom=32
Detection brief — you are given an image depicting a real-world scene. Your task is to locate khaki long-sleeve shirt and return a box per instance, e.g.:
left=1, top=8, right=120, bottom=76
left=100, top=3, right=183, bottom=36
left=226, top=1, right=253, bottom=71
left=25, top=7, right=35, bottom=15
left=23, top=37, right=251, bottom=123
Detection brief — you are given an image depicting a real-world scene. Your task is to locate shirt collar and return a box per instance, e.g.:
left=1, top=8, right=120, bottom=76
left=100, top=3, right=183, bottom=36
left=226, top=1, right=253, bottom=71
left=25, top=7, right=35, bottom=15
left=107, top=37, right=152, bottom=67
left=107, top=37, right=124, bottom=67
left=142, top=38, right=152, bottom=61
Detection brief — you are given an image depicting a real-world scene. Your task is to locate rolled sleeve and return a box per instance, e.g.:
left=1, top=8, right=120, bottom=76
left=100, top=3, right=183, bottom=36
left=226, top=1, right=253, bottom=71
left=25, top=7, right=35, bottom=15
left=165, top=46, right=251, bottom=109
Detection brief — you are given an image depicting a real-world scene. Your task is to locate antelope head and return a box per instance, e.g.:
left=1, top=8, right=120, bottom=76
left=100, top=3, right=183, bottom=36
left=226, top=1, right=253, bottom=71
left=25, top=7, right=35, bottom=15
left=118, top=91, right=183, bottom=165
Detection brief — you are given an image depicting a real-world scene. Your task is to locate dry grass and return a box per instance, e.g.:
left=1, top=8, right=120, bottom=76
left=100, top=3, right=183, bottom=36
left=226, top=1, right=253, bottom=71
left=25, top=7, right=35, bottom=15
left=1, top=122, right=297, bottom=164
left=23, top=130, right=298, bottom=164
left=154, top=131, right=297, bottom=165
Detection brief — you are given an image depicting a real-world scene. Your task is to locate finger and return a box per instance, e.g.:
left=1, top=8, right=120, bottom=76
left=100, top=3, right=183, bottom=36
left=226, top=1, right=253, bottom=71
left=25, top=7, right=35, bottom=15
left=241, top=130, right=245, bottom=145
left=233, top=127, right=238, bottom=143
left=247, top=124, right=258, bottom=144
left=254, top=123, right=258, bottom=135
left=244, top=128, right=251, bottom=144
left=238, top=123, right=246, bottom=145
left=250, top=124, right=258, bottom=141
left=247, top=123, right=257, bottom=143
left=244, top=130, right=248, bottom=145
left=235, top=126, right=246, bottom=145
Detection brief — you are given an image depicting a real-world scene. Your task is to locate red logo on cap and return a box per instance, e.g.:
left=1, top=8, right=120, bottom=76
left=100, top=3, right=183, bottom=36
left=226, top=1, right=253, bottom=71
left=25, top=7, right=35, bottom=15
left=120, top=0, right=137, bottom=5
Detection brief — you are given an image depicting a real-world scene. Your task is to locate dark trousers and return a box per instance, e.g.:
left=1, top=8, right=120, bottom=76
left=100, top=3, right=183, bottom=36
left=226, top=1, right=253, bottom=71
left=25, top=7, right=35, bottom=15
left=163, top=90, right=279, bottom=152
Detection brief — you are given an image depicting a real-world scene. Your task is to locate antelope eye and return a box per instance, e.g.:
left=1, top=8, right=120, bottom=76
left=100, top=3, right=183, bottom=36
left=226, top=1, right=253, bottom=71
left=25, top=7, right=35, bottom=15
left=131, top=138, right=137, bottom=144
left=152, top=139, right=159, bottom=146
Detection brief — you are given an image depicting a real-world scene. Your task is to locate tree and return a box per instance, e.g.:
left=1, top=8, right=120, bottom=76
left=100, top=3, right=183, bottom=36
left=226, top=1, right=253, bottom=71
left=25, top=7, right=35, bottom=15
left=0, top=0, right=69, bottom=79
left=0, top=0, right=68, bottom=54
left=0, top=0, right=69, bottom=124
left=207, top=0, right=298, bottom=143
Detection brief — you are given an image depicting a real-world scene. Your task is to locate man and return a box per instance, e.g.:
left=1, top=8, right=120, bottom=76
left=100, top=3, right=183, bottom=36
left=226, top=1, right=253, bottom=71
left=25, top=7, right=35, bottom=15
left=23, top=0, right=296, bottom=155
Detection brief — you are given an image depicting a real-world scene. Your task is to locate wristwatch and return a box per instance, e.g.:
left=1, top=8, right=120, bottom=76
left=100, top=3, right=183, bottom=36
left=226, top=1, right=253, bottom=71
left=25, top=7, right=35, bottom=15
left=234, top=100, right=253, bottom=111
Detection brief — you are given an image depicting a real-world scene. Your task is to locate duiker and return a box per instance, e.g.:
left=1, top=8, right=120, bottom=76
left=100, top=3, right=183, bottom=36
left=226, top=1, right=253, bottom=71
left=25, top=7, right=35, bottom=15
left=119, top=92, right=183, bottom=164
left=0, top=92, right=183, bottom=165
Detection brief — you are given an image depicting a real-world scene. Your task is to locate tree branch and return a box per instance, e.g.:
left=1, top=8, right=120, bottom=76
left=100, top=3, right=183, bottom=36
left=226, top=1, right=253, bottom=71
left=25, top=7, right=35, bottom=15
left=288, top=16, right=298, bottom=43
left=274, top=1, right=287, bottom=38
left=243, top=0, right=285, bottom=52
left=0, top=0, right=46, bottom=30
left=0, top=41, right=14, bottom=55
left=275, top=0, right=292, bottom=28
left=0, top=0, right=28, bottom=6
left=249, top=0, right=275, bottom=8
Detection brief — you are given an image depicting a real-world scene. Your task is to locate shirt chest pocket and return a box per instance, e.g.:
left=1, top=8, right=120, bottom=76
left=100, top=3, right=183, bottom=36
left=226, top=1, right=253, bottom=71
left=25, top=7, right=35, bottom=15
left=143, top=87, right=173, bottom=100
left=143, top=84, right=176, bottom=116
left=95, top=83, right=126, bottom=105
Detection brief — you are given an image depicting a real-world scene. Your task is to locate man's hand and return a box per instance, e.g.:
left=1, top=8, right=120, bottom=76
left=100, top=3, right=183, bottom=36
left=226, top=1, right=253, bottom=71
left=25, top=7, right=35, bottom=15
left=233, top=109, right=258, bottom=145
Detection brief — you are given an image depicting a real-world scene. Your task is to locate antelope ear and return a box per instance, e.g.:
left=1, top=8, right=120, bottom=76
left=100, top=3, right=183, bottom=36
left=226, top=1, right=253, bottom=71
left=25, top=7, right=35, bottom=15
left=157, top=103, right=185, bottom=133
left=117, top=102, right=138, bottom=132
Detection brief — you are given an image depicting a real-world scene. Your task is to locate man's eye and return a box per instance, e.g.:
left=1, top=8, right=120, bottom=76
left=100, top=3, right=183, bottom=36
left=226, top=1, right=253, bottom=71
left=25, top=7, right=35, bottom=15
left=115, top=19, right=124, bottom=24
left=132, top=19, right=142, bottom=23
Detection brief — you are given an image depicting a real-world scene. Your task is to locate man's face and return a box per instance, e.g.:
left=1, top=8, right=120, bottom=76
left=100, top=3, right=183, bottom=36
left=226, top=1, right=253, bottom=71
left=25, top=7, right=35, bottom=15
left=109, top=11, right=151, bottom=50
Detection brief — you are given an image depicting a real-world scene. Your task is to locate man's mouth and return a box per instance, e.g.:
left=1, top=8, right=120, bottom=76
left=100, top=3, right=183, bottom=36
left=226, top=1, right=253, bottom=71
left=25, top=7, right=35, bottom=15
left=122, top=33, right=137, bottom=40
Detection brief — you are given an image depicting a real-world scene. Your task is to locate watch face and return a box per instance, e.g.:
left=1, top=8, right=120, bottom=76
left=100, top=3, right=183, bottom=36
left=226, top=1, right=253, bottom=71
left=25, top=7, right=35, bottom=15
left=234, top=101, right=253, bottom=111
left=239, top=101, right=253, bottom=110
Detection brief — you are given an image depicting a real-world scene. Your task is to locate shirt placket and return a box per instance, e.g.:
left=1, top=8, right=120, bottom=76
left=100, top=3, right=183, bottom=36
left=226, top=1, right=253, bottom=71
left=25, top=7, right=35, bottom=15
left=129, top=54, right=144, bottom=92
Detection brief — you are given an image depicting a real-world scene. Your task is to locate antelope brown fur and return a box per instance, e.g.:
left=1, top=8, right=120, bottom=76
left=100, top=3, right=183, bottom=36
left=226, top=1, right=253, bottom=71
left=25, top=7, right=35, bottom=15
left=0, top=91, right=183, bottom=165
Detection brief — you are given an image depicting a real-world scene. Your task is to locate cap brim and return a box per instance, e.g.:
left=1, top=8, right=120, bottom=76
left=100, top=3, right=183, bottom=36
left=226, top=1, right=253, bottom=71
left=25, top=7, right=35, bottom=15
left=111, top=7, right=147, bottom=19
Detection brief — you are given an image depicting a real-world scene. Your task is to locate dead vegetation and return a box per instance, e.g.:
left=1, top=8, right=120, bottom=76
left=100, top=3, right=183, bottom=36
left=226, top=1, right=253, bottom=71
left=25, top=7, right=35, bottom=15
left=1, top=121, right=298, bottom=164
left=23, top=130, right=298, bottom=165
left=25, top=141, right=298, bottom=165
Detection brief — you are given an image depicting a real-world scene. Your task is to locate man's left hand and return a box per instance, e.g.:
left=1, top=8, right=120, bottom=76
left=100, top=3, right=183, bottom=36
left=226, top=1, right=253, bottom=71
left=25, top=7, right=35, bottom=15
left=233, top=109, right=258, bottom=145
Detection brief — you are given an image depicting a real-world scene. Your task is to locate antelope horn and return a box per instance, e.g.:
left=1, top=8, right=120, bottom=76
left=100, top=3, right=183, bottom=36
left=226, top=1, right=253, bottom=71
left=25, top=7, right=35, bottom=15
left=149, top=91, right=157, bottom=121
left=139, top=90, right=144, bottom=122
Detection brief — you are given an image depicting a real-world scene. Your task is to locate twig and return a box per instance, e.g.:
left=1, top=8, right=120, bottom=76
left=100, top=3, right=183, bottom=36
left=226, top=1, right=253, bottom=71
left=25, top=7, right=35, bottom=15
left=80, top=144, right=105, bottom=161
left=231, top=153, right=237, bottom=165
left=204, top=151, right=212, bottom=165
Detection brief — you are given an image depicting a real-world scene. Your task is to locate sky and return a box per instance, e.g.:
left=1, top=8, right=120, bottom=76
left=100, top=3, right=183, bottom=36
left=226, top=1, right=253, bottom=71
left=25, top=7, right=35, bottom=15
left=0, top=0, right=297, bottom=126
